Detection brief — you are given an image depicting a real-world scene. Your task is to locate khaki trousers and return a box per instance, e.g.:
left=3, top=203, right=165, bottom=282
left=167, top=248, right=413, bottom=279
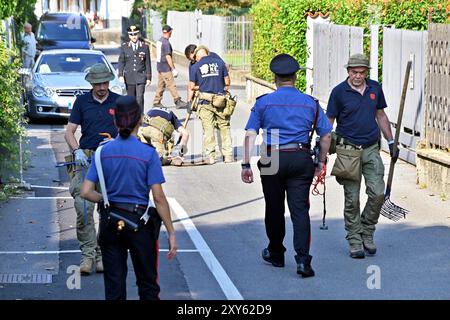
left=335, top=143, right=385, bottom=245
left=153, top=71, right=180, bottom=104
left=67, top=151, right=102, bottom=261
left=198, top=103, right=232, bottom=158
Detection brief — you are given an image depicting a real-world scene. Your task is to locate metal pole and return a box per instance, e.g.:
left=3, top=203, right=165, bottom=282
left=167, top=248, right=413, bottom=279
left=241, top=16, right=245, bottom=69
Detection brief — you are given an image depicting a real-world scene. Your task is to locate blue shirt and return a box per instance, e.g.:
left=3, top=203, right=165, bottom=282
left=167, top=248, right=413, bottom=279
left=156, top=37, right=172, bottom=73
left=86, top=136, right=165, bottom=206
left=189, top=55, right=228, bottom=94
left=144, top=107, right=182, bottom=129
left=326, top=78, right=387, bottom=146
left=245, top=87, right=332, bottom=145
left=69, top=90, right=119, bottom=150
left=188, top=52, right=224, bottom=78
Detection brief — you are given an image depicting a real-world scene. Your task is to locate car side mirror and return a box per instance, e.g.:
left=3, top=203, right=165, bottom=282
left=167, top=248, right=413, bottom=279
left=91, top=37, right=96, bottom=43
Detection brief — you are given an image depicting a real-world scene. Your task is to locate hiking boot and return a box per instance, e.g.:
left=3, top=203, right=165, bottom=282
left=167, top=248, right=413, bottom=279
left=224, top=156, right=235, bottom=163
left=362, top=235, right=377, bottom=255
left=175, top=99, right=188, bottom=109
left=153, top=102, right=165, bottom=108
left=203, top=157, right=215, bottom=165
left=349, top=244, right=365, bottom=259
left=80, top=258, right=93, bottom=275
left=171, top=156, right=183, bottom=166
left=96, top=259, right=104, bottom=273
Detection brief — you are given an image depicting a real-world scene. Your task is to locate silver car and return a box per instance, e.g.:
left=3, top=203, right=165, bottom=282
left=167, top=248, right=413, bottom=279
left=23, top=49, right=125, bottom=119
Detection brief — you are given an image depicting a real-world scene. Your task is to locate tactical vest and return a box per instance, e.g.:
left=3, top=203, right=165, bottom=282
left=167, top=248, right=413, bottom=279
left=145, top=115, right=175, bottom=141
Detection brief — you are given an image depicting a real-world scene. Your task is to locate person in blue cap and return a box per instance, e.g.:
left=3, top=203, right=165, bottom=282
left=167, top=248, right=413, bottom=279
left=241, top=53, right=332, bottom=278
left=80, top=96, right=177, bottom=300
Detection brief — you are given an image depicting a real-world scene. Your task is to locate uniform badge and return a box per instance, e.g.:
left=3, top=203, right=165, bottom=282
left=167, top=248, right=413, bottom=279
left=109, top=108, right=115, bottom=116
left=370, top=93, right=376, bottom=100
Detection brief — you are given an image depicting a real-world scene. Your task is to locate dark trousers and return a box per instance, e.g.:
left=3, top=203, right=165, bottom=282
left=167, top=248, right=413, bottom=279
left=258, top=150, right=315, bottom=264
left=98, top=211, right=160, bottom=300
left=126, top=83, right=146, bottom=109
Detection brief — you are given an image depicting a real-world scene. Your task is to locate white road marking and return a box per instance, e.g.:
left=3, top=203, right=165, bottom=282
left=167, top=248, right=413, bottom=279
left=11, top=196, right=73, bottom=200
left=30, top=185, right=69, bottom=190
left=0, top=249, right=199, bottom=254
left=167, top=197, right=243, bottom=300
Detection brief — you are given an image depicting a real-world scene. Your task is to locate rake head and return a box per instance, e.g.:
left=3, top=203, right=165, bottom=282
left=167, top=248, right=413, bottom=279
left=380, top=196, right=409, bottom=221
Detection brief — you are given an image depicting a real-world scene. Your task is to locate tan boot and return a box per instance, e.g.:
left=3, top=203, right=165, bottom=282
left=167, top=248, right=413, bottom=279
left=96, top=259, right=104, bottom=273
left=80, top=258, right=93, bottom=275
left=224, top=156, right=234, bottom=163
left=362, top=234, right=377, bottom=255
left=349, top=244, right=365, bottom=259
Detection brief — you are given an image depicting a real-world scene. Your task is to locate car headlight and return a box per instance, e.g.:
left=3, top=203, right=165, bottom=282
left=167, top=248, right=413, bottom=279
left=110, top=85, right=124, bottom=95
left=32, top=85, right=54, bottom=98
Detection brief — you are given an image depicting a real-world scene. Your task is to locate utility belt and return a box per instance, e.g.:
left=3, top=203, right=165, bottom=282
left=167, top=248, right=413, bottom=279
left=197, top=91, right=237, bottom=116
left=109, top=201, right=148, bottom=216
left=265, top=142, right=311, bottom=153
left=336, top=135, right=379, bottom=150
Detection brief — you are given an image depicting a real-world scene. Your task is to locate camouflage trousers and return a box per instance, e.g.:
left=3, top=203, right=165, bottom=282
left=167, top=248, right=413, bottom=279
left=67, top=151, right=102, bottom=261
left=138, top=126, right=174, bottom=164
left=335, top=143, right=385, bottom=245
left=197, top=103, right=232, bottom=158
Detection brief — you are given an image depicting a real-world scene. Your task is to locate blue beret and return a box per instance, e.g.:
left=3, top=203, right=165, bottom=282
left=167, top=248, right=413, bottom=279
left=269, top=54, right=300, bottom=76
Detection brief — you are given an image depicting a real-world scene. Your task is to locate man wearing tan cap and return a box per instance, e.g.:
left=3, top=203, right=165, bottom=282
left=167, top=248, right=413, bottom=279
left=326, top=53, right=398, bottom=259
left=65, top=63, right=121, bottom=275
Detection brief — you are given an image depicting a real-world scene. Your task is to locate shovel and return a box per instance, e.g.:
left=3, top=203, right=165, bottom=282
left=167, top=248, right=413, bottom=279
left=380, top=60, right=412, bottom=221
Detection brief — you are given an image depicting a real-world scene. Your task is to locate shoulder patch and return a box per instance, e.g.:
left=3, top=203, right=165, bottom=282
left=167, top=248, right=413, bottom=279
left=256, top=93, right=269, bottom=100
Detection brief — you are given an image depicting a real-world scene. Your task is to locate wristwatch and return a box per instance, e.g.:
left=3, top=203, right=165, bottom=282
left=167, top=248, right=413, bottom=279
left=241, top=163, right=251, bottom=169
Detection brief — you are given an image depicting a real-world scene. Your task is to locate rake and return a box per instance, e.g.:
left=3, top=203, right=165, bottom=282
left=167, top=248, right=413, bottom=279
left=380, top=60, right=412, bottom=221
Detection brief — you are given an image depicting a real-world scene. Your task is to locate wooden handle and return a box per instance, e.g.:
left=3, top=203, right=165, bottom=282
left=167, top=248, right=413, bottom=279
left=386, top=60, right=412, bottom=192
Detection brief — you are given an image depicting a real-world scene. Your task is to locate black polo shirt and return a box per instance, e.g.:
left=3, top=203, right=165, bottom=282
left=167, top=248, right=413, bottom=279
left=326, top=78, right=387, bottom=146
left=69, top=90, right=120, bottom=150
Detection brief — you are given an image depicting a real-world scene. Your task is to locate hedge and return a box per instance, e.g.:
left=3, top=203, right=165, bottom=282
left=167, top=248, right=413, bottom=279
left=251, top=0, right=450, bottom=91
left=0, top=40, right=24, bottom=183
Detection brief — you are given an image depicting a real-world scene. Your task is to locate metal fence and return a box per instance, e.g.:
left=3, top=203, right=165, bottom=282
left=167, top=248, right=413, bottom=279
left=147, top=10, right=252, bottom=70
left=223, top=16, right=252, bottom=70
left=424, top=23, right=450, bottom=151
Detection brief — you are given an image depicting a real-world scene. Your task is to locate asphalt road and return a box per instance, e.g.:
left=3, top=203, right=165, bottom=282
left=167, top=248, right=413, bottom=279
left=1, top=44, right=450, bottom=301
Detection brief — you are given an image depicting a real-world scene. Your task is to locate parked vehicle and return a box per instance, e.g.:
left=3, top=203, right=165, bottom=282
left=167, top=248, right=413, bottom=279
left=36, top=12, right=96, bottom=54
left=22, top=49, right=125, bottom=120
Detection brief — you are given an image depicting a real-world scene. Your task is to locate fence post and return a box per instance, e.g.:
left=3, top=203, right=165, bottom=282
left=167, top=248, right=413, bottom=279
left=370, top=25, right=379, bottom=81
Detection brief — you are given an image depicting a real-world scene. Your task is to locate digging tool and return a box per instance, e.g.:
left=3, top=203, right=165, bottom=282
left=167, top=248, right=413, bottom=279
left=380, top=60, right=412, bottom=221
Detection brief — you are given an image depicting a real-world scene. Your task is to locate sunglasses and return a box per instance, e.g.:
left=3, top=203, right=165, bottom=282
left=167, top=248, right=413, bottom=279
left=128, top=32, right=139, bottom=36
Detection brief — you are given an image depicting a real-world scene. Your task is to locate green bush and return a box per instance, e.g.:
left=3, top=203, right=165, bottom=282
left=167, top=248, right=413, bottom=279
left=251, top=0, right=449, bottom=90
left=0, top=40, right=24, bottom=182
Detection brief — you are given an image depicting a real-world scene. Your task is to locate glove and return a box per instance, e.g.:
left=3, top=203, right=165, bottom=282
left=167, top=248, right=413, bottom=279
left=74, top=149, right=89, bottom=167
left=388, top=141, right=399, bottom=162
left=172, top=69, right=179, bottom=78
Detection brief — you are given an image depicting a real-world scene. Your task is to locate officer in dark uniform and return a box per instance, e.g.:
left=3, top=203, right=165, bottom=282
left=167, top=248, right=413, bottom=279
left=241, top=54, right=332, bottom=278
left=118, top=25, right=152, bottom=108
left=80, top=96, right=177, bottom=300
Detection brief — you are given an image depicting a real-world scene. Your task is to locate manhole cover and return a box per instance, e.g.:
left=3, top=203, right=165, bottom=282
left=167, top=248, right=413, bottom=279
left=0, top=274, right=52, bottom=284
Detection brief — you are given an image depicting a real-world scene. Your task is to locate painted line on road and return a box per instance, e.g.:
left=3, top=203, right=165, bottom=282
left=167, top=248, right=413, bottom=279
left=0, top=249, right=199, bottom=255
left=30, top=185, right=69, bottom=190
left=27, top=128, right=73, bottom=133
left=11, top=196, right=73, bottom=200
left=167, top=197, right=243, bottom=300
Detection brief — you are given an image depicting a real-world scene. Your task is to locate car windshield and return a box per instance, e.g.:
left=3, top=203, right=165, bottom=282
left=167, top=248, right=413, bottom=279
left=37, top=19, right=89, bottom=41
left=36, top=54, right=110, bottom=74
